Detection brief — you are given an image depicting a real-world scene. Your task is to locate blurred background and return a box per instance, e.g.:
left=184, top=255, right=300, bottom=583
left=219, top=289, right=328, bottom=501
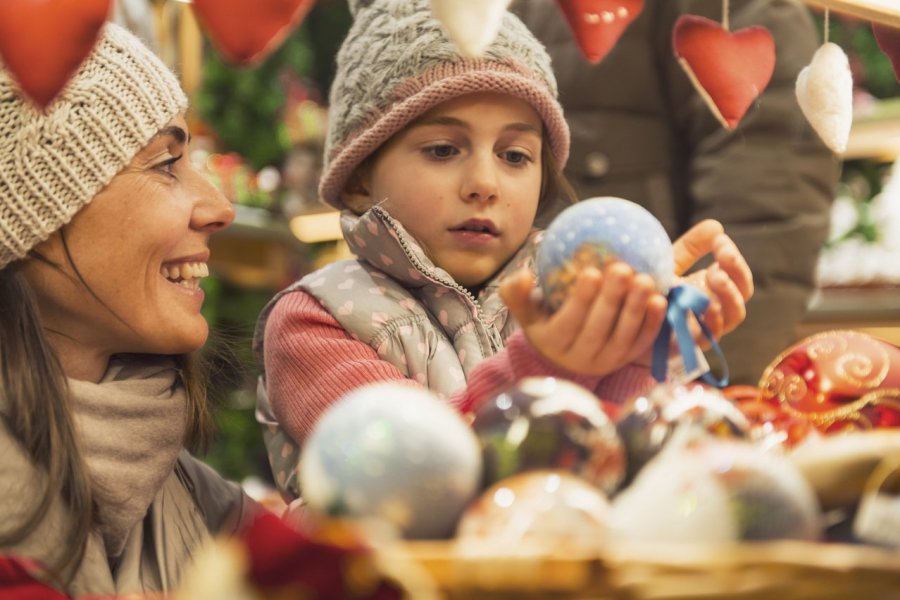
left=115, top=0, right=900, bottom=486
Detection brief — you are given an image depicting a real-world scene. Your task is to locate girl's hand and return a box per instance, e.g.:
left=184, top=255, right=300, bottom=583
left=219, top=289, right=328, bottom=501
left=673, top=220, right=754, bottom=345
left=500, top=262, right=667, bottom=377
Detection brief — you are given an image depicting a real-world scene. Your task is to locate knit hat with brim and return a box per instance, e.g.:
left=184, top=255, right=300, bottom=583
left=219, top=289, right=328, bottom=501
left=0, top=23, right=188, bottom=269
left=319, top=0, right=570, bottom=210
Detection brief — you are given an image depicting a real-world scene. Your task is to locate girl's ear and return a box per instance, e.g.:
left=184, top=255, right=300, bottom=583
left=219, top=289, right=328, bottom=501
left=340, top=168, right=374, bottom=215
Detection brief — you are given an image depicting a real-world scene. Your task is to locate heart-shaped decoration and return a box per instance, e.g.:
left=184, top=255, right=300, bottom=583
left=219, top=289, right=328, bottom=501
left=0, top=0, right=111, bottom=109
left=192, top=0, right=316, bottom=66
left=796, top=42, right=853, bottom=154
left=555, top=0, right=644, bottom=64
left=873, top=23, right=900, bottom=82
left=673, top=15, right=775, bottom=130
left=430, top=0, right=512, bottom=58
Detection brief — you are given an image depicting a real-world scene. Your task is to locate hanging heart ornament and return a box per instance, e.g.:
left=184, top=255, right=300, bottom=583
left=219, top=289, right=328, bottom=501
left=555, top=0, right=644, bottom=64
left=430, top=0, right=512, bottom=58
left=0, top=0, right=112, bottom=109
left=873, top=24, right=900, bottom=82
left=795, top=42, right=853, bottom=154
left=192, top=0, right=316, bottom=66
left=673, top=15, right=775, bottom=130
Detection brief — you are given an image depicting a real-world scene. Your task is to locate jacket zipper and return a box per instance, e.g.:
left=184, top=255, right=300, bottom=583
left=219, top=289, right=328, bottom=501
left=372, top=206, right=503, bottom=354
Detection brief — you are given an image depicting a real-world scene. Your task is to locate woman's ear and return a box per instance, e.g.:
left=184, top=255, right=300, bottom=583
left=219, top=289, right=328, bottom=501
left=340, top=168, right=373, bottom=215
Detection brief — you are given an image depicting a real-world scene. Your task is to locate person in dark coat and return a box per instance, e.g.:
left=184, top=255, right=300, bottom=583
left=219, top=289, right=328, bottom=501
left=514, top=0, right=839, bottom=384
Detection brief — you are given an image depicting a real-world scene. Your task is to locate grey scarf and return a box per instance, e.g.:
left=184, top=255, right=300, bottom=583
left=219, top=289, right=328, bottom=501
left=68, top=356, right=187, bottom=558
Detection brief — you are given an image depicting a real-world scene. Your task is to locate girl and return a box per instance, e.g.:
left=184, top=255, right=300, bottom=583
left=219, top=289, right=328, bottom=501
left=254, top=0, right=753, bottom=498
left=0, top=24, right=257, bottom=595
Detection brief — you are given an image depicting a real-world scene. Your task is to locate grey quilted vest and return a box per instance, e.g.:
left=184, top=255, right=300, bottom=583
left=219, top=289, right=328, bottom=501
left=254, top=205, right=540, bottom=498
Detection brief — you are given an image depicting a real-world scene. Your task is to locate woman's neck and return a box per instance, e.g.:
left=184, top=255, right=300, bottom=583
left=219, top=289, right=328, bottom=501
left=46, top=334, right=110, bottom=383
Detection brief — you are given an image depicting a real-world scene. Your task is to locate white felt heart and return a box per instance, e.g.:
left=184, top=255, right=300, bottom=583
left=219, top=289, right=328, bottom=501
left=430, top=0, right=511, bottom=58
left=796, top=42, right=853, bottom=154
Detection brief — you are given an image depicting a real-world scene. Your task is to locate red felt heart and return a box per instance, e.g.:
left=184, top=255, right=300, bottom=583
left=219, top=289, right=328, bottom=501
left=192, top=0, right=316, bottom=67
left=0, top=0, right=111, bottom=110
left=873, top=23, right=900, bottom=83
left=556, top=0, right=644, bottom=64
left=673, top=15, right=775, bottom=130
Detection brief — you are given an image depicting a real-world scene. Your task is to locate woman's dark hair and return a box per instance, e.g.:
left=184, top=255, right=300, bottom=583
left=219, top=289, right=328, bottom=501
left=0, top=233, right=213, bottom=582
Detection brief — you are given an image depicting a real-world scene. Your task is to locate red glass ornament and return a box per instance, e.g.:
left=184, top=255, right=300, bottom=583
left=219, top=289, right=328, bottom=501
left=759, top=330, right=900, bottom=433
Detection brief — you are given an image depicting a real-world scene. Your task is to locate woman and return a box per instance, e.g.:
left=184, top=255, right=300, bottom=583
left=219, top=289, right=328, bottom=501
left=0, top=23, right=257, bottom=595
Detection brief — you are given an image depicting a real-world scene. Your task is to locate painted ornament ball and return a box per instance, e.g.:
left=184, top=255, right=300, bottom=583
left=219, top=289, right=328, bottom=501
left=456, top=470, right=612, bottom=553
left=537, top=197, right=674, bottom=310
left=299, top=382, right=482, bottom=539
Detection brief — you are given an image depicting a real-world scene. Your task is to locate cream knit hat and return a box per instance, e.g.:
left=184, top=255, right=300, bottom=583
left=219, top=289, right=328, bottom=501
left=0, top=23, right=188, bottom=269
left=319, top=0, right=570, bottom=209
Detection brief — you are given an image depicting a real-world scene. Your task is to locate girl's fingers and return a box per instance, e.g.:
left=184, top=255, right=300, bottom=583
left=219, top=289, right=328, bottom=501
left=672, top=219, right=724, bottom=276
left=499, top=269, right=542, bottom=326
left=708, top=265, right=747, bottom=334
left=592, top=273, right=653, bottom=357
left=629, top=293, right=668, bottom=361
left=713, top=235, right=754, bottom=300
left=546, top=267, right=602, bottom=353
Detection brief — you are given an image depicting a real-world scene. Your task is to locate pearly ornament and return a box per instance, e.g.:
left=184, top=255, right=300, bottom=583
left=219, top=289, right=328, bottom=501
left=796, top=42, right=853, bottom=154
left=429, top=0, right=512, bottom=58
left=300, top=382, right=482, bottom=539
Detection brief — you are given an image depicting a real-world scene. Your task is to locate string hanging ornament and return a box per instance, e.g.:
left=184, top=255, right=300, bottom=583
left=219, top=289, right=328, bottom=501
left=795, top=9, right=854, bottom=155
left=672, top=0, right=775, bottom=130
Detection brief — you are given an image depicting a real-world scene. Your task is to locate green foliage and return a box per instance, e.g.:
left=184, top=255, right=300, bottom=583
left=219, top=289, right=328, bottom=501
left=195, top=30, right=314, bottom=170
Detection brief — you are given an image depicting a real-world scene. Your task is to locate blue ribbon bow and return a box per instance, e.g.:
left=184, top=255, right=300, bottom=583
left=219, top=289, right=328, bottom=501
left=651, top=284, right=729, bottom=387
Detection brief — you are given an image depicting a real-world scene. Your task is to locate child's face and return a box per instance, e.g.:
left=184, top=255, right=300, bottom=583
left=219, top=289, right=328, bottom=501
left=354, top=92, right=543, bottom=287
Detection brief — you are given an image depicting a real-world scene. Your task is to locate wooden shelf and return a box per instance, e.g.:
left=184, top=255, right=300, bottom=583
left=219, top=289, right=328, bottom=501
left=844, top=100, right=900, bottom=161
left=799, top=286, right=900, bottom=345
left=802, top=0, right=900, bottom=28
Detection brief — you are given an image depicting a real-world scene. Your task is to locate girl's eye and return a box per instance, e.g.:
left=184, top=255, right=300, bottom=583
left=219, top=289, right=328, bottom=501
left=153, top=154, right=183, bottom=179
left=501, top=150, right=531, bottom=166
left=424, top=144, right=458, bottom=160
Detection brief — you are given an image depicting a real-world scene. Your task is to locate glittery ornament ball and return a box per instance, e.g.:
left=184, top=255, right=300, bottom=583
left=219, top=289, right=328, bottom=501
left=471, top=377, right=625, bottom=496
left=456, top=470, right=612, bottom=553
left=537, top=197, right=674, bottom=310
left=299, top=383, right=482, bottom=539
left=615, top=384, right=751, bottom=484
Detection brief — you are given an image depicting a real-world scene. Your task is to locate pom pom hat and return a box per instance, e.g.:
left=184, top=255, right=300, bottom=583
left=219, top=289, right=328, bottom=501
left=319, top=0, right=570, bottom=209
left=0, top=23, right=187, bottom=269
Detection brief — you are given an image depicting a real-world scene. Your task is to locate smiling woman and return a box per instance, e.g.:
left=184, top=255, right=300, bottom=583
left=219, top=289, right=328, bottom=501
left=0, top=23, right=257, bottom=597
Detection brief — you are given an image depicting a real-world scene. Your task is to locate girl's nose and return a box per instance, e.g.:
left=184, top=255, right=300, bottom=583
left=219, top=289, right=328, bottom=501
left=190, top=171, right=235, bottom=233
left=461, top=153, right=499, bottom=203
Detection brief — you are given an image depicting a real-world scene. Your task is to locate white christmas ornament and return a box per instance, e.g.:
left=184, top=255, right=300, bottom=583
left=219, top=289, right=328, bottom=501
left=796, top=42, right=853, bottom=154
left=430, top=0, right=511, bottom=58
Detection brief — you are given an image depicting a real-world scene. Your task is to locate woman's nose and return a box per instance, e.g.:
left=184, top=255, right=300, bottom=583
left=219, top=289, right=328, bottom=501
left=461, top=153, right=499, bottom=203
left=190, top=171, right=235, bottom=233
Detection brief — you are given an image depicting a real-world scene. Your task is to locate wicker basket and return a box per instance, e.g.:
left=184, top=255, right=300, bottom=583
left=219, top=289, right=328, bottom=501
left=389, top=539, right=900, bottom=599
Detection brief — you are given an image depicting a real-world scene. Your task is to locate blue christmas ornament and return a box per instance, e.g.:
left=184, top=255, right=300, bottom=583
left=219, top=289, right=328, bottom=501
left=536, top=197, right=674, bottom=310
left=536, top=197, right=728, bottom=387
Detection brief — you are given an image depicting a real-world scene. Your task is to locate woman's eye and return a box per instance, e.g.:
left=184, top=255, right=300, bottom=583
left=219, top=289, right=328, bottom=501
left=153, top=154, right=183, bottom=179
left=424, top=144, right=458, bottom=160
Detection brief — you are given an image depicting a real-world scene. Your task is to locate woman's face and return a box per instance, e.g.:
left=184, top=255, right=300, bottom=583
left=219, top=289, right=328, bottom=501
left=23, top=115, right=234, bottom=362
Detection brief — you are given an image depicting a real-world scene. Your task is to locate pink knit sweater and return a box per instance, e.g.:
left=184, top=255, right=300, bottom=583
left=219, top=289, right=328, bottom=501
left=264, top=290, right=657, bottom=447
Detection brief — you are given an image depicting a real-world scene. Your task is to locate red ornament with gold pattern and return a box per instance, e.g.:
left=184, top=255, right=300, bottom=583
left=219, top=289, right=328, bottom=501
left=759, top=330, right=900, bottom=433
